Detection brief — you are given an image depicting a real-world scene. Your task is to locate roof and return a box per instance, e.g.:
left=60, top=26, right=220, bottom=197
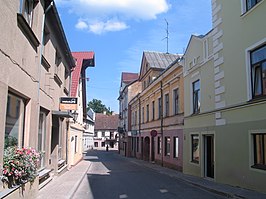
left=143, top=51, right=179, bottom=70
left=94, top=113, right=119, bottom=131
left=121, top=72, right=139, bottom=84
left=71, top=52, right=95, bottom=97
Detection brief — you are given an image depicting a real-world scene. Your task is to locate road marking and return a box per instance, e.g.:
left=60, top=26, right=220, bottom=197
left=160, top=189, right=168, bottom=193
left=119, top=194, right=128, bottom=198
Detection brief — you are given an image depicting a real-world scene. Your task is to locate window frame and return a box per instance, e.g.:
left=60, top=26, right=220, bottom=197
left=250, top=45, right=266, bottom=98
left=174, top=137, right=179, bottom=158
left=192, top=80, right=200, bottom=114
left=191, top=134, right=200, bottom=164
left=252, top=133, right=266, bottom=170
left=158, top=97, right=162, bottom=119
left=146, top=104, right=149, bottom=122
left=157, top=136, right=161, bottom=154
left=173, top=88, right=179, bottom=115
left=152, top=101, right=155, bottom=121
left=5, top=92, right=26, bottom=149
left=165, top=137, right=171, bottom=156
left=164, top=93, right=169, bottom=117
left=38, top=110, right=47, bottom=169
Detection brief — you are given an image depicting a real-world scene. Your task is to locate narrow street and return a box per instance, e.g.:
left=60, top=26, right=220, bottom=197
left=73, top=150, right=226, bottom=199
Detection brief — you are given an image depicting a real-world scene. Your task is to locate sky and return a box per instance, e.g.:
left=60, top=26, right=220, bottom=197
left=55, top=0, right=212, bottom=113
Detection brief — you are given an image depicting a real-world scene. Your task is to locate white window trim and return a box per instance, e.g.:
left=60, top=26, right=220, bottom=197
left=245, top=38, right=266, bottom=101
left=190, top=72, right=201, bottom=115
left=163, top=92, right=170, bottom=117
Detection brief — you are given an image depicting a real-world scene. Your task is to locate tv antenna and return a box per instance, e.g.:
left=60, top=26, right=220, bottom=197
left=162, top=19, right=169, bottom=54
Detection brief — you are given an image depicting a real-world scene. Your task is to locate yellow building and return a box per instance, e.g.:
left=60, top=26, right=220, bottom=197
left=129, top=51, right=184, bottom=170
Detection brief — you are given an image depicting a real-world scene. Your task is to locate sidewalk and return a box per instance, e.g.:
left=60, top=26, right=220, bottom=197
left=128, top=157, right=266, bottom=199
left=37, top=160, right=91, bottom=199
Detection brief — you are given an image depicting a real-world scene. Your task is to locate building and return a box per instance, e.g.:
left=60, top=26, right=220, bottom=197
left=0, top=0, right=75, bottom=197
left=118, top=72, right=141, bottom=156
left=94, top=113, right=119, bottom=149
left=68, top=52, right=95, bottom=167
left=129, top=51, right=184, bottom=171
left=84, top=108, right=95, bottom=151
left=183, top=0, right=266, bottom=193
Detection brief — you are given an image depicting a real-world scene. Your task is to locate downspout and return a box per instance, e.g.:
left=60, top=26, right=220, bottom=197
left=160, top=81, right=164, bottom=167
left=36, top=0, right=53, bottom=159
left=138, top=95, right=142, bottom=159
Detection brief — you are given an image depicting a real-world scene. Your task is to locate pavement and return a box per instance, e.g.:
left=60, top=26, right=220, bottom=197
left=37, top=150, right=266, bottom=199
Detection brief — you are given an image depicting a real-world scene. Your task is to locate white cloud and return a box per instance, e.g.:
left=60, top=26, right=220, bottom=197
left=75, top=20, right=88, bottom=30
left=87, top=20, right=129, bottom=34
left=55, top=0, right=169, bottom=34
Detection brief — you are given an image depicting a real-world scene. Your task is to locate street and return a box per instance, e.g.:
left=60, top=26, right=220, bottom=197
left=73, top=150, right=226, bottom=199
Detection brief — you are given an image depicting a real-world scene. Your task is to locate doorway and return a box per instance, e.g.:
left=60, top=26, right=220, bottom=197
left=144, top=136, right=150, bottom=161
left=204, top=135, right=214, bottom=178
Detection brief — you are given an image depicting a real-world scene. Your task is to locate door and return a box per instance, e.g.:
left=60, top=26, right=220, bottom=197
left=204, top=135, right=214, bottom=178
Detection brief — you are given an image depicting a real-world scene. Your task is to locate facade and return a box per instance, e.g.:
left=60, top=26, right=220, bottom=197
left=129, top=51, right=184, bottom=171
left=118, top=72, right=141, bottom=156
left=84, top=108, right=95, bottom=151
left=94, top=113, right=119, bottom=149
left=68, top=52, right=95, bottom=167
left=0, top=0, right=75, bottom=197
left=183, top=0, right=266, bottom=193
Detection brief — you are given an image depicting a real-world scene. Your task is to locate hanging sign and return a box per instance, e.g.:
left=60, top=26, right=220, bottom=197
left=59, top=97, right=78, bottom=110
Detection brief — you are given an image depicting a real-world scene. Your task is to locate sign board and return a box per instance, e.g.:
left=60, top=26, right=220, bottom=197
left=59, top=97, right=78, bottom=111
left=150, top=130, right=157, bottom=137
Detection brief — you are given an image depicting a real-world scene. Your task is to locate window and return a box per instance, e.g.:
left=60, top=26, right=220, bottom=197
left=246, top=0, right=262, bottom=11
left=142, top=107, right=144, bottom=123
left=58, top=118, right=63, bottom=160
left=252, top=134, right=266, bottom=170
left=101, top=142, right=105, bottom=147
left=165, top=137, right=170, bottom=156
left=173, top=89, right=179, bottom=115
left=137, top=137, right=139, bottom=152
left=20, top=0, right=34, bottom=26
left=152, top=101, right=155, bottom=120
left=135, top=110, right=137, bottom=125
left=94, top=142, right=98, bottom=147
left=157, top=137, right=162, bottom=154
left=165, top=93, right=169, bottom=117
left=193, top=80, right=200, bottom=114
left=251, top=45, right=266, bottom=98
left=174, top=137, right=179, bottom=158
left=146, top=104, right=149, bottom=122
left=5, top=93, right=25, bottom=148
left=102, top=132, right=105, bottom=137
left=192, top=135, right=200, bottom=163
left=75, top=136, right=78, bottom=153
left=38, top=110, right=47, bottom=169
left=158, top=97, right=162, bottom=119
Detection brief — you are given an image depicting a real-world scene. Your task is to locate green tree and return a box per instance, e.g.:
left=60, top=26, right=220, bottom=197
left=87, top=99, right=113, bottom=115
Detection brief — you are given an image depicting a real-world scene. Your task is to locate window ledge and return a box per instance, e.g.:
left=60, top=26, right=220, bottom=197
left=17, top=13, right=40, bottom=51
left=251, top=164, right=266, bottom=171
left=54, top=74, right=63, bottom=87
left=241, top=1, right=264, bottom=18
left=41, top=55, right=50, bottom=71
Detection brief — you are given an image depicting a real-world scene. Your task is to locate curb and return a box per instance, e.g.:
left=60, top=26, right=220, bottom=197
left=68, top=161, right=92, bottom=199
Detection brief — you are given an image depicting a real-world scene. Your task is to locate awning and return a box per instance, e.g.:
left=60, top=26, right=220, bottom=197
left=52, top=110, right=74, bottom=118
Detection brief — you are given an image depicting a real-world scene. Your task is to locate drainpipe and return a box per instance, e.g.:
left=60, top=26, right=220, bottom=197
left=160, top=81, right=164, bottom=167
left=36, top=1, right=53, bottom=155
left=138, top=95, right=142, bottom=159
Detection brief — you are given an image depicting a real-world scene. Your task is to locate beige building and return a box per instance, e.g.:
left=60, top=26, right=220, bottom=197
left=68, top=52, right=95, bottom=167
left=118, top=72, right=141, bottom=156
left=0, top=1, right=76, bottom=197
left=183, top=0, right=266, bottom=193
left=129, top=51, right=184, bottom=171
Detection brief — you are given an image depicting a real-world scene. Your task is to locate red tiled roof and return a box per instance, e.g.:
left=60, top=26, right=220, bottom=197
left=71, top=52, right=95, bottom=97
left=94, top=113, right=119, bottom=130
left=121, top=72, right=139, bottom=84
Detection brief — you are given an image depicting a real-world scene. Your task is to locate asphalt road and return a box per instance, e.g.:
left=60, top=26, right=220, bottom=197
left=73, top=150, right=226, bottom=199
